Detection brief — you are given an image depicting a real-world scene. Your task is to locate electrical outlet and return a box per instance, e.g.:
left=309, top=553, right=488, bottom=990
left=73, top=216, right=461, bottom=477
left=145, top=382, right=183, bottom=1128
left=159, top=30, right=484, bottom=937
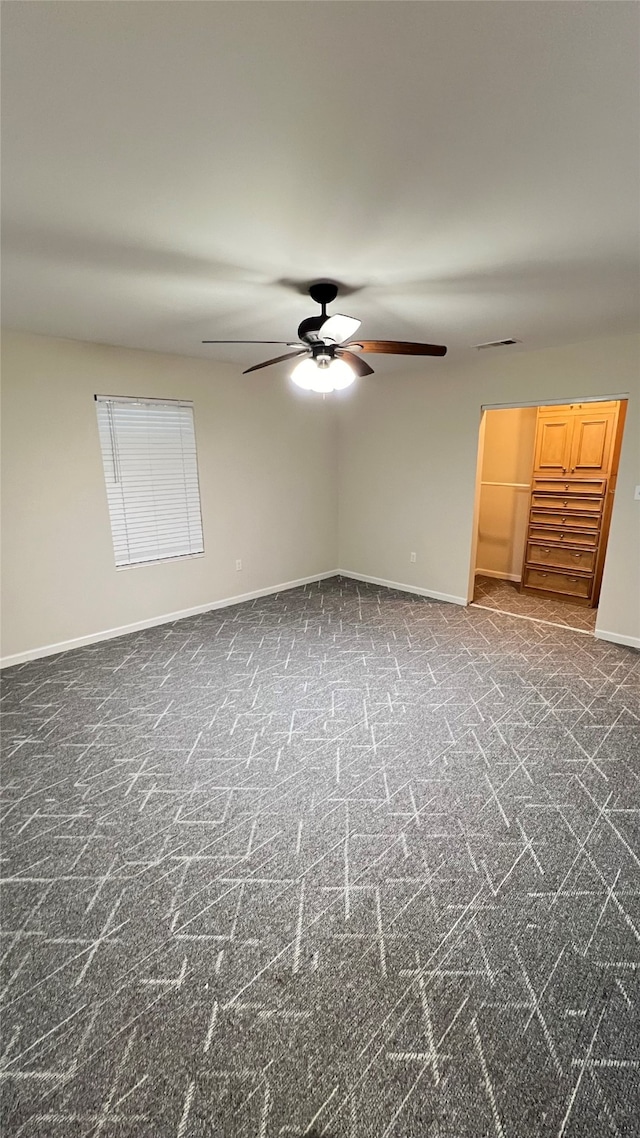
left=235, top=559, right=242, bottom=571
left=410, top=552, right=417, bottom=563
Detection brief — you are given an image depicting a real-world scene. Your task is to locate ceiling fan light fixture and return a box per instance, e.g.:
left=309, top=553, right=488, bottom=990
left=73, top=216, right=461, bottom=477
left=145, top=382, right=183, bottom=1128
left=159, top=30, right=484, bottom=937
left=327, top=357, right=357, bottom=390
left=206, top=283, right=447, bottom=382
left=310, top=370, right=336, bottom=394
left=290, top=356, right=356, bottom=393
left=290, top=358, right=318, bottom=390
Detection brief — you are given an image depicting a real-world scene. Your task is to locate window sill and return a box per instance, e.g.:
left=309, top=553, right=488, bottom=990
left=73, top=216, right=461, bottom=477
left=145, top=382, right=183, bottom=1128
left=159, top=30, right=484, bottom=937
left=115, top=552, right=205, bottom=572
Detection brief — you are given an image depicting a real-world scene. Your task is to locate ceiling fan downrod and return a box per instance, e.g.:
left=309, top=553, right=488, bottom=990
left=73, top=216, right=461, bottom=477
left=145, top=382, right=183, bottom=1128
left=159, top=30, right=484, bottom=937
left=202, top=276, right=447, bottom=377
left=297, top=281, right=340, bottom=343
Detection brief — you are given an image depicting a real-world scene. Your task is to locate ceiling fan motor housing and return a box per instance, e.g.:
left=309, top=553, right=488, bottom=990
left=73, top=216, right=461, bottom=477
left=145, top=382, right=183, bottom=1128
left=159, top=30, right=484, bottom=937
left=308, top=281, right=339, bottom=307
left=297, top=314, right=326, bottom=343
left=311, top=343, right=336, bottom=366
left=203, top=274, right=447, bottom=372
left=298, top=281, right=341, bottom=342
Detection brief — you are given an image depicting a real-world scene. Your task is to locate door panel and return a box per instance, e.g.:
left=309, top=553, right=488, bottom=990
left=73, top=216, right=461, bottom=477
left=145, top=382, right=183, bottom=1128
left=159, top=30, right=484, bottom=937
left=533, top=416, right=572, bottom=474
left=569, top=413, right=615, bottom=475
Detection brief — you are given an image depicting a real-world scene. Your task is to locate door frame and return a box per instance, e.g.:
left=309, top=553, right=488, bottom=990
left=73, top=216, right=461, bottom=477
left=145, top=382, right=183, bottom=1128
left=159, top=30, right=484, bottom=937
left=466, top=393, right=630, bottom=614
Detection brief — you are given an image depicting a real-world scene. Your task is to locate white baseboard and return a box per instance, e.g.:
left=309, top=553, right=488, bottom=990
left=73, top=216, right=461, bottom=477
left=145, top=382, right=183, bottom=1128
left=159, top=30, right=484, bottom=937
left=338, top=570, right=467, bottom=607
left=11, top=569, right=632, bottom=668
left=476, top=568, right=522, bottom=583
left=594, top=629, right=640, bottom=651
left=0, top=571, right=340, bottom=669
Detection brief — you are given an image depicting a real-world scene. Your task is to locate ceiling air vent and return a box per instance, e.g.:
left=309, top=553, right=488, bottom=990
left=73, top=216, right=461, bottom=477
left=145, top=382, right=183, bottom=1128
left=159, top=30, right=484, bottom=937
left=475, top=338, right=521, bottom=349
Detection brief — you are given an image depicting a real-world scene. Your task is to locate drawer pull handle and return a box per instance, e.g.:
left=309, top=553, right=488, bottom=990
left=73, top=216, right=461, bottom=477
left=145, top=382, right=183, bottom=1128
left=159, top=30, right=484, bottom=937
left=573, top=552, right=582, bottom=558
left=560, top=533, right=564, bottom=538
left=543, top=548, right=550, bottom=553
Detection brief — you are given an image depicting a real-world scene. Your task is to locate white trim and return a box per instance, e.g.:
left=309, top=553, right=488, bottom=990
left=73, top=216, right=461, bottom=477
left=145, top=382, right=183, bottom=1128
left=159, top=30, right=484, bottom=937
left=480, top=394, right=628, bottom=411
left=594, top=629, right=640, bottom=650
left=95, top=393, right=193, bottom=408
left=116, top=552, right=205, bottom=572
left=480, top=481, right=530, bottom=489
left=5, top=568, right=634, bottom=668
left=338, top=570, right=466, bottom=606
left=0, top=571, right=339, bottom=669
left=476, top=569, right=522, bottom=583
left=470, top=602, right=592, bottom=635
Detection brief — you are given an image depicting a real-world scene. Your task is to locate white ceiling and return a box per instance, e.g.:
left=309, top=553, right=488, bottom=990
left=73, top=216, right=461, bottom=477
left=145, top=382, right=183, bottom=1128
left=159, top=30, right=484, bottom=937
left=2, top=1, right=639, bottom=370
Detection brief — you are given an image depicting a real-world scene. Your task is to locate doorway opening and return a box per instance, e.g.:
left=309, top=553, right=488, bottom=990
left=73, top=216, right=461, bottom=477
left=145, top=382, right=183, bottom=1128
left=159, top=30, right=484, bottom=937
left=469, top=398, right=628, bottom=634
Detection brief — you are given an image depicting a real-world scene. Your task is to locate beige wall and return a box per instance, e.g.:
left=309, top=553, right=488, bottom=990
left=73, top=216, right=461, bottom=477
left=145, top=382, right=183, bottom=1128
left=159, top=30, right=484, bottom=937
left=2, top=330, right=639, bottom=662
left=338, top=333, right=640, bottom=647
left=1, top=331, right=338, bottom=662
left=475, top=407, right=537, bottom=580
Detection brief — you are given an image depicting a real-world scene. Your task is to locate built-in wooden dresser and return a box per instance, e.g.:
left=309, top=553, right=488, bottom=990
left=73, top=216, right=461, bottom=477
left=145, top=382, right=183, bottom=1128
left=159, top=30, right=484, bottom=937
left=520, top=402, right=623, bottom=607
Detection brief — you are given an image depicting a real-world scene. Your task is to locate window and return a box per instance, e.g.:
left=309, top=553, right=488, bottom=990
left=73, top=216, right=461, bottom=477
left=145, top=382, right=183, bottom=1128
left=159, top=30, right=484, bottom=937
left=95, top=395, right=204, bottom=568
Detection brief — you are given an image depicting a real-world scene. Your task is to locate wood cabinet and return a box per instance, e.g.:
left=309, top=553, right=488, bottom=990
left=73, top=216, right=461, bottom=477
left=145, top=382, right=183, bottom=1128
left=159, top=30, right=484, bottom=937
left=521, top=401, right=623, bottom=607
left=534, top=413, right=573, bottom=475
left=533, top=404, right=616, bottom=477
left=526, top=543, right=596, bottom=573
left=523, top=567, right=592, bottom=599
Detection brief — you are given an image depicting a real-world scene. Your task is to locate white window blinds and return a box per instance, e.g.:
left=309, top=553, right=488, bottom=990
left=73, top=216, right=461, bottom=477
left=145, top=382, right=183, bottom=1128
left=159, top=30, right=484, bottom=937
left=95, top=395, right=204, bottom=568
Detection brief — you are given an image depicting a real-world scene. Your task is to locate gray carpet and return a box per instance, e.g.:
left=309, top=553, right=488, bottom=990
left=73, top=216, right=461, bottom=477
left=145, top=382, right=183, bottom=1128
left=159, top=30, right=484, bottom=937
left=472, top=575, right=598, bottom=633
left=1, top=576, right=639, bottom=1137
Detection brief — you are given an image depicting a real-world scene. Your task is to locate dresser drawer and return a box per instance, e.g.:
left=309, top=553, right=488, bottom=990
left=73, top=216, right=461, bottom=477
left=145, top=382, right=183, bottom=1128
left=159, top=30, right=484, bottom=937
left=531, top=493, right=603, bottom=513
left=523, top=567, right=592, bottom=599
left=529, top=509, right=600, bottom=530
left=527, top=543, right=596, bottom=572
left=532, top=478, right=606, bottom=496
left=528, top=525, right=598, bottom=547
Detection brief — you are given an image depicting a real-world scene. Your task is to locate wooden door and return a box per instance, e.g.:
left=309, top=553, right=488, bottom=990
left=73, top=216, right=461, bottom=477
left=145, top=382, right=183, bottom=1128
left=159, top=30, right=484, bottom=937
left=568, top=409, right=616, bottom=476
left=533, top=413, right=573, bottom=475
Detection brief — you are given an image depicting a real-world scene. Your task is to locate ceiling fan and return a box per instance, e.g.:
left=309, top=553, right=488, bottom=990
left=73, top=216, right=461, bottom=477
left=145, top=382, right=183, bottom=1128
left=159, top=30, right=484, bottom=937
left=203, top=282, right=447, bottom=392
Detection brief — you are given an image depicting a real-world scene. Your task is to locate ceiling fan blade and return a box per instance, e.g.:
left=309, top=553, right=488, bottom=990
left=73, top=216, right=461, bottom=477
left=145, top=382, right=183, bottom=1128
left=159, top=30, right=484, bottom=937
left=243, top=350, right=309, bottom=375
left=337, top=349, right=375, bottom=377
left=346, top=339, right=447, bottom=357
left=318, top=314, right=361, bottom=344
left=203, top=339, right=301, bottom=345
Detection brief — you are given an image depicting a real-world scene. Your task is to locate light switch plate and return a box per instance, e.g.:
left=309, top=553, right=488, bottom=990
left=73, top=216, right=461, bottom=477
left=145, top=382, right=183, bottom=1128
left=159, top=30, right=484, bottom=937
left=635, top=485, right=640, bottom=501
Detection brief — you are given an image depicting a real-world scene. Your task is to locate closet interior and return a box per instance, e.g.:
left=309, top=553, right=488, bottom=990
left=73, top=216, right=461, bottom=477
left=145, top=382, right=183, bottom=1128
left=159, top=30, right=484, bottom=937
left=472, top=399, right=627, bottom=630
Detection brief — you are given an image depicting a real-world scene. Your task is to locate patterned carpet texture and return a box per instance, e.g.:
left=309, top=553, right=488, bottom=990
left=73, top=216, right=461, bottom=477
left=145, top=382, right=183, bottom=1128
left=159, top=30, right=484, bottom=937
left=472, top=575, right=598, bottom=633
left=1, top=576, right=639, bottom=1137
